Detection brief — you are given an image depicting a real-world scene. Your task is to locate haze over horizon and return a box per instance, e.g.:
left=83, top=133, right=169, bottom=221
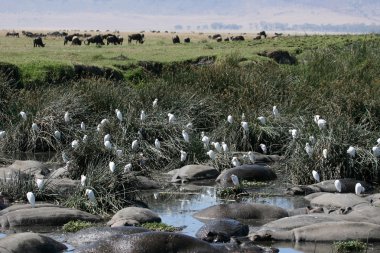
left=1, top=0, right=380, bottom=33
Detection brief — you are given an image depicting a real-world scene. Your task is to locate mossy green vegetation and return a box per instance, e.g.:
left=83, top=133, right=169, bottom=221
left=140, top=222, right=179, bottom=232
left=62, top=220, right=94, bottom=232
left=333, top=240, right=367, bottom=252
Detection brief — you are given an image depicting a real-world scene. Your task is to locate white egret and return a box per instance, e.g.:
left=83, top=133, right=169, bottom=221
left=168, top=113, right=175, bottom=124
left=322, top=149, right=328, bottom=159
left=248, top=151, right=255, bottom=163
left=201, top=134, right=210, bottom=149
left=222, top=142, right=229, bottom=153
left=36, top=178, right=44, bottom=190
left=124, top=163, right=132, bottom=172
left=230, top=174, right=240, bottom=186
left=290, top=129, right=298, bottom=139
left=182, top=130, right=189, bottom=143
left=32, top=123, right=39, bottom=132
left=20, top=111, right=27, bottom=121
left=140, top=110, right=146, bottom=122
left=260, top=144, right=267, bottom=154
left=305, top=143, right=313, bottom=158
left=80, top=122, right=86, bottom=131
left=186, top=123, right=193, bottom=129
left=85, top=189, right=96, bottom=204
left=377, top=138, right=380, bottom=145
left=80, top=175, right=86, bottom=186
left=312, top=170, right=320, bottom=182
left=96, top=124, right=102, bottom=132
left=71, top=140, right=79, bottom=149
left=155, top=139, right=161, bottom=149
left=273, top=106, right=279, bottom=117
left=317, top=119, right=327, bottom=130
left=54, top=130, right=61, bottom=140
left=64, top=111, right=70, bottom=123
left=82, top=135, right=88, bottom=143
left=257, top=116, right=266, bottom=125
left=104, top=140, right=112, bottom=150
left=62, top=152, right=69, bottom=163
left=355, top=183, right=365, bottom=195
left=313, top=115, right=320, bottom=124
left=152, top=98, right=158, bottom=108
left=100, top=118, right=109, bottom=125
left=132, top=140, right=138, bottom=150
left=372, top=146, right=380, bottom=157
left=26, top=192, right=35, bottom=208
left=116, top=149, right=123, bottom=157
left=104, top=134, right=111, bottom=142
left=241, top=121, right=249, bottom=132
left=115, top=109, right=123, bottom=122
left=213, top=142, right=222, bottom=153
left=207, top=150, right=216, bottom=160
left=347, top=146, right=356, bottom=158
left=309, top=136, right=316, bottom=145
left=180, top=150, right=187, bottom=162
left=227, top=115, right=234, bottom=124
left=0, top=131, right=5, bottom=139
left=241, top=113, right=246, bottom=121
left=231, top=157, right=241, bottom=167
left=334, top=180, right=342, bottom=193
left=109, top=161, right=116, bottom=173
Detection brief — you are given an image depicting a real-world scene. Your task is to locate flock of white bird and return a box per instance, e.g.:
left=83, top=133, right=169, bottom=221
left=0, top=103, right=376, bottom=208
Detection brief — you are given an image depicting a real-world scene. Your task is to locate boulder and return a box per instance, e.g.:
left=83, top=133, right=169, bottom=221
left=310, top=193, right=368, bottom=209
left=0, top=160, right=63, bottom=180
left=171, top=165, right=219, bottom=183
left=106, top=207, right=161, bottom=227
left=195, top=218, right=249, bottom=242
left=216, top=164, right=276, bottom=186
left=193, top=203, right=288, bottom=222
left=0, top=205, right=101, bottom=228
left=0, top=232, right=67, bottom=253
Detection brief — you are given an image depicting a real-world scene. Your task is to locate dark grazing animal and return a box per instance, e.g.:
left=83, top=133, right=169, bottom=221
left=71, top=36, right=82, bottom=46
left=231, top=36, right=245, bottom=41
left=84, top=35, right=105, bottom=45
left=184, top=37, right=190, bottom=43
left=258, top=31, right=267, bottom=38
left=6, top=32, right=19, bottom=37
left=128, top=33, right=144, bottom=44
left=212, top=34, right=222, bottom=39
left=33, top=37, right=45, bottom=47
left=106, top=35, right=123, bottom=45
left=172, top=35, right=180, bottom=44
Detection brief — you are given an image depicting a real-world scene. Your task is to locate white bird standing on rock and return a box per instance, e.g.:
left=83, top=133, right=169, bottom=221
left=334, top=180, right=342, bottom=193
left=312, top=170, right=320, bottom=182
left=109, top=161, right=116, bottom=173
left=140, top=110, right=146, bottom=122
left=168, top=113, right=175, bottom=124
left=36, top=179, right=44, bottom=190
left=322, top=149, right=328, bottom=159
left=155, top=139, right=161, bottom=149
left=207, top=150, right=216, bottom=160
left=27, top=192, right=35, bottom=208
left=231, top=157, right=241, bottom=167
left=241, top=121, right=249, bottom=133
left=305, top=143, right=313, bottom=158
left=257, top=116, right=266, bottom=125
left=81, top=122, right=86, bottom=131
left=132, top=140, right=138, bottom=151
left=273, top=106, right=279, bottom=117
left=230, top=174, right=240, bottom=186
left=213, top=142, right=222, bottom=153
left=355, top=183, right=365, bottom=195
left=20, top=111, right=27, bottom=121
left=104, top=140, right=112, bottom=150
left=64, top=111, right=70, bottom=123
left=71, top=140, right=79, bottom=149
left=227, top=115, right=234, bottom=124
left=115, top=109, right=123, bottom=122
left=260, top=144, right=267, bottom=154
left=372, top=146, right=380, bottom=157
left=0, top=131, right=5, bottom=139
left=347, top=146, right=356, bottom=158
left=182, top=130, right=189, bottom=143
left=317, top=119, right=327, bottom=130
left=222, top=142, right=229, bottom=153
left=248, top=151, right=255, bottom=163
left=152, top=98, right=158, bottom=109
left=180, top=150, right=187, bottom=162
left=85, top=189, right=96, bottom=204
left=81, top=175, right=86, bottom=186
left=32, top=123, right=39, bottom=132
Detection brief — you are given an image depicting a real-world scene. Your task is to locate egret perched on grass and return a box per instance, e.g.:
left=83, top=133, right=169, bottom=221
left=115, top=109, right=123, bottom=122
left=347, top=146, right=356, bottom=158
left=116, top=149, right=123, bottom=157
left=82, top=135, right=88, bottom=143
left=180, top=150, right=187, bottom=162
left=241, top=113, right=246, bottom=121
left=212, top=142, right=222, bottom=153
left=100, top=118, right=109, bottom=125
left=312, top=170, right=320, bottom=182
left=260, top=144, right=267, bottom=154
left=155, top=139, right=161, bottom=149
left=132, top=140, right=138, bottom=150
left=20, top=111, right=27, bottom=121
left=71, top=140, right=79, bottom=149
left=153, top=98, right=158, bottom=109
left=201, top=133, right=210, bottom=149
left=207, top=150, right=216, bottom=160
left=96, top=124, right=102, bottom=132
left=62, top=152, right=69, bottom=163
left=322, top=149, right=328, bottom=159
left=85, top=189, right=96, bottom=204
left=273, top=106, right=279, bottom=117
left=377, top=138, right=380, bottom=145
left=309, top=136, right=316, bottom=145
left=124, top=163, right=132, bottom=172
left=372, top=146, right=380, bottom=157
left=64, top=111, right=70, bottom=123
left=241, top=121, right=249, bottom=133
left=305, top=143, right=313, bottom=158
left=248, top=151, right=255, bottom=163
left=313, top=115, right=320, bottom=124
left=334, top=180, right=342, bottom=193
left=227, top=115, right=234, bottom=124
left=54, top=130, right=61, bottom=140
left=355, top=183, right=365, bottom=195
left=317, top=119, right=327, bottom=130
left=104, top=134, right=111, bottom=142
left=104, top=140, right=112, bottom=150
left=231, top=157, right=241, bottom=167
left=81, top=122, right=86, bottom=131
left=140, top=110, right=146, bottom=122
left=0, top=131, right=5, bottom=139
left=36, top=179, right=44, bottom=190
left=186, top=123, right=193, bottom=129
left=257, top=116, right=266, bottom=125
left=222, top=142, right=229, bottom=153
left=32, top=123, right=39, bottom=132
left=109, top=161, right=116, bottom=173
left=290, top=129, right=298, bottom=139
left=230, top=174, right=240, bottom=186
left=168, top=113, right=175, bottom=124
left=182, top=130, right=189, bottom=143
left=27, top=192, right=35, bottom=208
left=80, top=175, right=86, bottom=186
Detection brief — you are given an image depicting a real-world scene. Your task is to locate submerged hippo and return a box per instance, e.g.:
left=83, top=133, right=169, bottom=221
left=196, top=218, right=249, bottom=242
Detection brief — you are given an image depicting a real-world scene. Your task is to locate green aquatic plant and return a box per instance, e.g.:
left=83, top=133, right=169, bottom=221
left=333, top=240, right=367, bottom=252
left=62, top=220, right=94, bottom=233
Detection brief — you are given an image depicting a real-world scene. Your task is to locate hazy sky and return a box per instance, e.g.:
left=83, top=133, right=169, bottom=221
left=1, top=0, right=379, bottom=32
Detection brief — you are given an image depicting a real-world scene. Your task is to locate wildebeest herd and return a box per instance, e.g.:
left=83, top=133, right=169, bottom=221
left=4, top=30, right=279, bottom=47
